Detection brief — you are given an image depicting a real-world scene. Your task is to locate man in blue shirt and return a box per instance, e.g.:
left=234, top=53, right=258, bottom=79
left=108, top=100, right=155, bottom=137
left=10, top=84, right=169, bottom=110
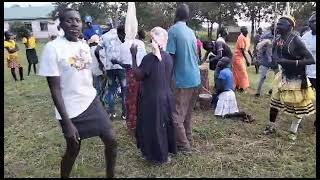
left=83, top=16, right=102, bottom=41
left=166, top=4, right=201, bottom=154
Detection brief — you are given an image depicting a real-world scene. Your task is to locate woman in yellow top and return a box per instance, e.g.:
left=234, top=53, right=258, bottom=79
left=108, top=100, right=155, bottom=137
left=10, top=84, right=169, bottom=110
left=22, top=31, right=38, bottom=75
left=4, top=31, right=24, bottom=81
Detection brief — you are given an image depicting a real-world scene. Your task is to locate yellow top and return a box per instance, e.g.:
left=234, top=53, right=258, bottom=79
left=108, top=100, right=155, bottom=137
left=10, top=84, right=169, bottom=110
left=22, top=36, right=36, bottom=49
left=4, top=40, right=18, bottom=57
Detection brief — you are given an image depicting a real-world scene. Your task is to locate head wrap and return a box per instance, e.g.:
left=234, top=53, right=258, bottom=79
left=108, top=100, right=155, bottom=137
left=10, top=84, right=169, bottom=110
left=150, top=27, right=168, bottom=61
left=279, top=15, right=296, bottom=28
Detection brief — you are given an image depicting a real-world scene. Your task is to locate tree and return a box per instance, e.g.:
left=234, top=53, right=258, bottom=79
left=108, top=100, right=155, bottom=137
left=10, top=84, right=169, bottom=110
left=9, top=21, right=29, bottom=40
left=291, top=2, right=316, bottom=30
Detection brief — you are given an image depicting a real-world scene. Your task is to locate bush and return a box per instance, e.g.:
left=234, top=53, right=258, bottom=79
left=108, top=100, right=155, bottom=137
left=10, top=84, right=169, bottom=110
left=8, top=21, right=29, bottom=41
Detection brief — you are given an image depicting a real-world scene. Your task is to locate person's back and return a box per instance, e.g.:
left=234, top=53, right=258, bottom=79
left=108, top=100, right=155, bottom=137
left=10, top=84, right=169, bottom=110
left=167, top=21, right=200, bottom=88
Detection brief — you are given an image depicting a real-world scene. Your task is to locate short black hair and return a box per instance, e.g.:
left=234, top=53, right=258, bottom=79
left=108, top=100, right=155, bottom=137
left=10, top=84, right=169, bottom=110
left=59, top=8, right=78, bottom=22
left=240, top=26, right=248, bottom=33
left=4, top=31, right=12, bottom=39
left=117, top=25, right=125, bottom=35
left=138, top=29, right=145, bottom=40
left=175, top=4, right=189, bottom=22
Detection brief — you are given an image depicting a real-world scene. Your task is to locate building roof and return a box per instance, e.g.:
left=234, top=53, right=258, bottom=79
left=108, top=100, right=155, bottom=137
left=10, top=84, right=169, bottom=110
left=4, top=6, right=55, bottom=21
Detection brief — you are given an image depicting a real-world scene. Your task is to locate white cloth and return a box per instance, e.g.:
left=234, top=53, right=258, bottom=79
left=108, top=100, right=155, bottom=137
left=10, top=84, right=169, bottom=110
left=99, top=28, right=123, bottom=70
left=125, top=2, right=138, bottom=41
left=214, top=90, right=239, bottom=117
left=38, top=37, right=96, bottom=120
left=89, top=46, right=104, bottom=76
left=217, top=37, right=225, bottom=43
left=301, top=31, right=316, bottom=79
left=119, top=39, right=146, bottom=67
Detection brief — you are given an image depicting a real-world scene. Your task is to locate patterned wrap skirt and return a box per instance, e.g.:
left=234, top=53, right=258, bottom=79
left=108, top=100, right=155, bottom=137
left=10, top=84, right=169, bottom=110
left=125, top=68, right=141, bottom=131
left=270, top=72, right=315, bottom=118
left=7, top=54, right=22, bottom=69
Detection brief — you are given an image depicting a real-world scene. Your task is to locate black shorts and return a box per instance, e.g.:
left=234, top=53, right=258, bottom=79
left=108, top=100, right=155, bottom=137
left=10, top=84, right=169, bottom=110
left=59, top=96, right=112, bottom=140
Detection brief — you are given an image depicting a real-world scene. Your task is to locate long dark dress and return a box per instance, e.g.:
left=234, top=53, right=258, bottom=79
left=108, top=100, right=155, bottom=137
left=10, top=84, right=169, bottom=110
left=135, top=51, right=177, bottom=163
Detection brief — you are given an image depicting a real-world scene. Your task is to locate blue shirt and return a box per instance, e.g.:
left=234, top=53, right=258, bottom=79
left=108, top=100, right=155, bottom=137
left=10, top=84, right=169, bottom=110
left=83, top=24, right=102, bottom=40
left=218, top=68, right=233, bottom=91
left=166, top=21, right=201, bottom=88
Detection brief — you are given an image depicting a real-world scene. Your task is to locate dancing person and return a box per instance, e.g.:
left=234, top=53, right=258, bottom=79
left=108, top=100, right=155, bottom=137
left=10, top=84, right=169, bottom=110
left=264, top=16, right=315, bottom=141
left=83, top=15, right=102, bottom=41
left=4, top=31, right=24, bottom=81
left=38, top=8, right=117, bottom=178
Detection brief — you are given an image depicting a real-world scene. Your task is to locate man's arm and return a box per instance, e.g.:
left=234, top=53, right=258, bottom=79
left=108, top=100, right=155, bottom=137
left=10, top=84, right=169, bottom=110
left=241, top=48, right=250, bottom=66
left=131, top=45, right=144, bottom=81
left=46, top=77, right=80, bottom=143
left=94, top=45, right=105, bottom=72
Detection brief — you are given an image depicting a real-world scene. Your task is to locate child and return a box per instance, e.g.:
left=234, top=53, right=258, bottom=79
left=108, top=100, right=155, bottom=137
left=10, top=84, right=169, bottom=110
left=22, top=31, right=39, bottom=75
left=4, top=31, right=24, bottom=81
left=213, top=57, right=254, bottom=122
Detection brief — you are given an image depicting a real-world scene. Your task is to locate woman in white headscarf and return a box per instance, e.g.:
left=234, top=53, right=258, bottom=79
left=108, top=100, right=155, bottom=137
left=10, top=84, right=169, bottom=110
left=130, top=27, right=177, bottom=164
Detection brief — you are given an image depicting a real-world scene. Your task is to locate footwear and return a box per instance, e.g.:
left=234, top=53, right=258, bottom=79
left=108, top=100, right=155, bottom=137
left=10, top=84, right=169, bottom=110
left=109, top=112, right=117, bottom=119
left=264, top=123, right=276, bottom=135
left=268, top=89, right=272, bottom=95
left=255, top=93, right=260, bottom=97
left=288, top=133, right=297, bottom=141
left=121, top=115, right=127, bottom=120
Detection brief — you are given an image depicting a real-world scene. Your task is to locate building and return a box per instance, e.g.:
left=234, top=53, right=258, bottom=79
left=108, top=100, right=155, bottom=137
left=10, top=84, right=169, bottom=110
left=4, top=6, right=58, bottom=39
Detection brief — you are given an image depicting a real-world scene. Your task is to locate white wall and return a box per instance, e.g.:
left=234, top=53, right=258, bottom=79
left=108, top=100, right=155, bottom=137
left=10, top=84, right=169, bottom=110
left=4, top=19, right=58, bottom=39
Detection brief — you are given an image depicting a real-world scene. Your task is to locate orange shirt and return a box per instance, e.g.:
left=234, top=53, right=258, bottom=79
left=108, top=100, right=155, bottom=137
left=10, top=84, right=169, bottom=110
left=234, top=33, right=249, bottom=57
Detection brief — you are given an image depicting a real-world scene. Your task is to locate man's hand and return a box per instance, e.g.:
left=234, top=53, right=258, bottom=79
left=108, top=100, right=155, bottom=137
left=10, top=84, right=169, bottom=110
left=130, top=44, right=138, bottom=57
left=63, top=121, right=80, bottom=144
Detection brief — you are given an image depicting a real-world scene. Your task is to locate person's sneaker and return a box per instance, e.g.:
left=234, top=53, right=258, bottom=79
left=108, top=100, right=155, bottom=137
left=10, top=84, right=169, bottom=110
left=109, top=112, right=117, bottom=119
left=255, top=93, right=260, bottom=97
left=121, top=115, right=127, bottom=120
left=268, top=89, right=273, bottom=95
left=264, top=123, right=276, bottom=135
left=288, top=133, right=297, bottom=141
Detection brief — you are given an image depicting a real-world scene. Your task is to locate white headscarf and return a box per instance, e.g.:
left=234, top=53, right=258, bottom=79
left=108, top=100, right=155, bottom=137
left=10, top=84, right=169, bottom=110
left=150, top=27, right=168, bottom=61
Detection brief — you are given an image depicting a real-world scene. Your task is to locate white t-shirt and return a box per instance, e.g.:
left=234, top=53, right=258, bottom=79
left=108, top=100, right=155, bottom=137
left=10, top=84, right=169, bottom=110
left=216, top=37, right=225, bottom=43
left=99, top=28, right=123, bottom=70
left=119, top=39, right=147, bottom=67
left=38, top=37, right=97, bottom=120
left=89, top=46, right=104, bottom=76
left=301, top=31, right=316, bottom=78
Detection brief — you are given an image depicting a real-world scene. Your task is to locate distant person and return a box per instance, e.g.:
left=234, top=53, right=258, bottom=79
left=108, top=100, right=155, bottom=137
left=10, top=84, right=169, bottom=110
left=4, top=31, right=24, bottom=81
left=232, top=26, right=251, bottom=93
left=216, top=27, right=228, bottom=43
left=22, top=31, right=38, bottom=75
left=167, top=4, right=201, bottom=154
left=252, top=27, right=263, bottom=74
left=83, top=16, right=102, bottom=41
left=196, top=34, right=203, bottom=62
left=202, top=40, right=233, bottom=70
left=38, top=8, right=116, bottom=178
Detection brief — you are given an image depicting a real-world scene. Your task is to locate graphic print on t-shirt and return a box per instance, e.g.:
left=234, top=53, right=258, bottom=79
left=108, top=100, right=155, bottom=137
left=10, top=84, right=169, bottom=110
left=68, top=48, right=92, bottom=71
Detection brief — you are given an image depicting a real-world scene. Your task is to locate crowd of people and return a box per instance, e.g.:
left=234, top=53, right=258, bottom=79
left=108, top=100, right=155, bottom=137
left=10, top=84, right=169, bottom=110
left=4, top=3, right=316, bottom=178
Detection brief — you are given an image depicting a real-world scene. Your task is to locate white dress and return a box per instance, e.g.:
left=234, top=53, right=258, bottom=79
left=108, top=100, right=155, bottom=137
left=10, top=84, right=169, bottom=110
left=214, top=90, right=239, bottom=117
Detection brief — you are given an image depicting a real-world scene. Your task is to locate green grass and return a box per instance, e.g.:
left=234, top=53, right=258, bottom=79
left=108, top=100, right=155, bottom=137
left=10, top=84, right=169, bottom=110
left=4, top=41, right=316, bottom=178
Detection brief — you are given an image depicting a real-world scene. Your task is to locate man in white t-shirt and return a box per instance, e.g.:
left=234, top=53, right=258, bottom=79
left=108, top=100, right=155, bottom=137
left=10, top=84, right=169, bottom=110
left=302, top=13, right=316, bottom=89
left=111, top=29, right=147, bottom=135
left=38, top=8, right=116, bottom=178
left=95, top=25, right=127, bottom=120
left=301, top=13, right=316, bottom=128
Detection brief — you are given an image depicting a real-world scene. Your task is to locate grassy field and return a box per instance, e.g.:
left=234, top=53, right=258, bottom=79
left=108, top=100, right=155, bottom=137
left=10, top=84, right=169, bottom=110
left=4, top=41, right=316, bottom=178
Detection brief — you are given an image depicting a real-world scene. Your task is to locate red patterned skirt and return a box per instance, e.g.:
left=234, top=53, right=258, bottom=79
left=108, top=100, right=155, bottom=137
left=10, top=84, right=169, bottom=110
left=125, top=69, right=141, bottom=132
left=7, top=55, right=22, bottom=69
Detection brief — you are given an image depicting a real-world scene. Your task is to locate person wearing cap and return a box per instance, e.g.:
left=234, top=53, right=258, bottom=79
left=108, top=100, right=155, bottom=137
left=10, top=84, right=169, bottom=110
left=88, top=35, right=106, bottom=99
left=83, top=16, right=102, bottom=41
left=264, top=15, right=315, bottom=141
left=4, top=31, right=24, bottom=81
